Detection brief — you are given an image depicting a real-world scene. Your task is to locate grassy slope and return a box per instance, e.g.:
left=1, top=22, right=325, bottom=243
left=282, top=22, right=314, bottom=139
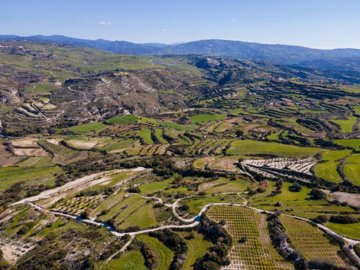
left=331, top=116, right=358, bottom=133
left=334, top=139, right=360, bottom=151
left=97, top=250, right=145, bottom=270
left=251, top=182, right=355, bottom=219
left=0, top=166, right=61, bottom=191
left=343, top=154, right=360, bottom=186
left=228, top=140, right=321, bottom=157
left=326, top=222, right=360, bottom=240
left=313, top=161, right=342, bottom=183
left=137, top=235, right=173, bottom=270
left=180, top=232, right=212, bottom=270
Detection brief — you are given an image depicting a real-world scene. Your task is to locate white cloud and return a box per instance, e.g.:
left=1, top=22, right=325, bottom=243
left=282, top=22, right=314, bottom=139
left=231, top=19, right=236, bottom=23
left=162, top=28, right=168, bottom=32
left=98, top=21, right=112, bottom=26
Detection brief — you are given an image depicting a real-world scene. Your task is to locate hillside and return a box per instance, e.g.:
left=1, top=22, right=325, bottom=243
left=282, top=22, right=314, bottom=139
left=1, top=41, right=360, bottom=137
left=0, top=42, right=360, bottom=270
left=2, top=35, right=360, bottom=72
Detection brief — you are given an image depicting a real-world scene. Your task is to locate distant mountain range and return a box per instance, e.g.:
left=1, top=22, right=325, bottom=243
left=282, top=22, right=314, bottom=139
left=1, top=35, right=360, bottom=72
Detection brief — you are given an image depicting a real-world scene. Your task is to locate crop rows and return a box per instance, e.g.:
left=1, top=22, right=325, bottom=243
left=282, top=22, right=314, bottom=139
left=126, top=144, right=169, bottom=156
left=186, top=139, right=231, bottom=156
left=207, top=206, right=292, bottom=270
left=280, top=215, right=348, bottom=267
left=242, top=157, right=317, bottom=183
left=52, top=195, right=103, bottom=216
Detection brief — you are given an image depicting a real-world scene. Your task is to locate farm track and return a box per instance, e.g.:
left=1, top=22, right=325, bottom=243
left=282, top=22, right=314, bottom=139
left=12, top=169, right=360, bottom=265
left=19, top=190, right=360, bottom=256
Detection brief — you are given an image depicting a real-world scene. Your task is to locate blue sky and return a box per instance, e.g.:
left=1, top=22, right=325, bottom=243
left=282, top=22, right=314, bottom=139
left=1, top=0, right=359, bottom=49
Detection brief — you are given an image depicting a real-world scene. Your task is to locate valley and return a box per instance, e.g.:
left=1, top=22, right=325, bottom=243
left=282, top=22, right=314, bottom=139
left=0, top=41, right=360, bottom=270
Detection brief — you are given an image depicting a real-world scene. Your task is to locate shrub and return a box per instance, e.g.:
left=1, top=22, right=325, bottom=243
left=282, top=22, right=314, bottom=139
left=310, top=188, right=324, bottom=200
left=289, top=182, right=302, bottom=192
left=329, top=215, right=359, bottom=224
left=311, top=215, right=329, bottom=224
left=127, top=186, right=140, bottom=193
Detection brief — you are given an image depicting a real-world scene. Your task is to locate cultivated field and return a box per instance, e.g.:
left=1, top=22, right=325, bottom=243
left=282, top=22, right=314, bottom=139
left=207, top=205, right=292, bottom=270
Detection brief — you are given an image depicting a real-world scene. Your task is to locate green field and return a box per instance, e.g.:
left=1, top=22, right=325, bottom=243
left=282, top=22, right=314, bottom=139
left=314, top=161, right=342, bottom=183
left=198, top=178, right=249, bottom=194
left=183, top=194, right=239, bottom=215
left=190, top=113, right=226, bottom=124
left=140, top=178, right=173, bottom=193
left=326, top=222, right=360, bottom=240
left=343, top=154, right=360, bottom=186
left=251, top=182, right=355, bottom=219
left=100, top=138, right=135, bottom=152
left=106, top=115, right=138, bottom=125
left=331, top=116, right=358, bottom=133
left=180, top=232, right=212, bottom=270
left=154, top=128, right=167, bottom=144
left=321, top=149, right=352, bottom=161
left=97, top=250, right=145, bottom=270
left=137, top=235, right=173, bottom=270
left=334, top=139, right=360, bottom=151
left=69, top=122, right=107, bottom=134
left=2, top=41, right=360, bottom=270
left=228, top=140, right=321, bottom=157
left=354, top=105, right=360, bottom=115
left=0, top=166, right=61, bottom=191
left=139, top=127, right=154, bottom=145
left=98, top=195, right=158, bottom=230
left=342, top=85, right=360, bottom=93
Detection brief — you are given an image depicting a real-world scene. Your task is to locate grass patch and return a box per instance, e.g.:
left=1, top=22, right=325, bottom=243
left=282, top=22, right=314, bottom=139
left=334, top=139, right=360, bottom=151
left=250, top=182, right=355, bottom=219
left=0, top=166, right=61, bottom=191
left=106, top=115, right=138, bottom=125
left=140, top=179, right=173, bottom=193
left=198, top=178, right=249, bottom=194
left=314, top=161, right=342, bottom=183
left=137, top=235, right=173, bottom=270
left=180, top=232, right=212, bottom=270
left=228, top=140, right=321, bottom=157
left=343, top=154, right=360, bottom=186
left=183, top=194, right=239, bottom=215
left=69, top=122, right=107, bottom=134
left=118, top=203, right=158, bottom=230
left=190, top=113, right=226, bottom=124
left=326, top=222, right=360, bottom=240
left=331, top=116, right=358, bottom=133
left=100, top=139, right=135, bottom=152
left=97, top=250, right=145, bottom=270
left=139, top=127, right=154, bottom=145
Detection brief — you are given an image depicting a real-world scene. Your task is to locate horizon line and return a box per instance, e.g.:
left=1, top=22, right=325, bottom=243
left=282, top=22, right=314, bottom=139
left=1, top=34, right=359, bottom=51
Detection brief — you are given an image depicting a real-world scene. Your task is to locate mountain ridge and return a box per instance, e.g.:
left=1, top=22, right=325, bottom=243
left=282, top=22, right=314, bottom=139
left=1, top=35, right=360, bottom=71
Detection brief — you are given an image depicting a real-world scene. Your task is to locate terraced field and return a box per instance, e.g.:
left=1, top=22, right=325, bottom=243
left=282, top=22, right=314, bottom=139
left=98, top=195, right=158, bottom=230
left=1, top=41, right=360, bottom=270
left=186, top=139, right=231, bottom=156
